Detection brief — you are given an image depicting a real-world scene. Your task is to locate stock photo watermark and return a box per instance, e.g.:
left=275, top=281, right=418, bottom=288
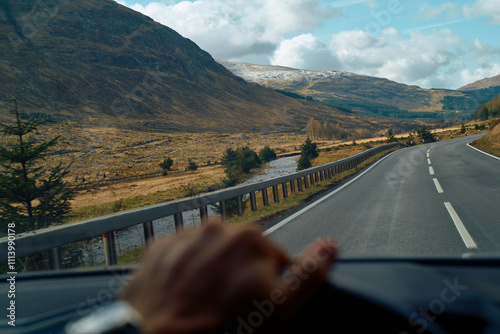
left=225, top=241, right=334, bottom=334
left=5, top=222, right=17, bottom=327
left=400, top=277, right=468, bottom=334
left=7, top=0, right=72, bottom=53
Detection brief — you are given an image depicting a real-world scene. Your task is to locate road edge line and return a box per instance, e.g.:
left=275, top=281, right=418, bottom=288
left=467, top=143, right=500, bottom=161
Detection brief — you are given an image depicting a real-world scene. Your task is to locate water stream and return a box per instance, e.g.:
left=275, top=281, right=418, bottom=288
left=82, top=155, right=298, bottom=265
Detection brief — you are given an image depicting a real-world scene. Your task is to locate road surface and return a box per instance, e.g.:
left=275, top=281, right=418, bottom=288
left=265, top=134, right=500, bottom=258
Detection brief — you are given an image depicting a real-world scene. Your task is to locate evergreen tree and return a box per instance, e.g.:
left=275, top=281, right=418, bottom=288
left=0, top=99, right=74, bottom=232
left=297, top=138, right=319, bottom=171
left=159, top=157, right=173, bottom=173
left=416, top=125, right=436, bottom=143
left=386, top=129, right=396, bottom=143
left=258, top=146, right=277, bottom=162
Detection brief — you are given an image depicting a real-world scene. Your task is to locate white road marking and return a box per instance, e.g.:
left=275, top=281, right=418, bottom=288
left=427, top=158, right=431, bottom=165
left=433, top=178, right=444, bottom=193
left=263, top=150, right=400, bottom=236
left=427, top=152, right=429, bottom=158
left=467, top=143, right=500, bottom=161
left=444, top=202, right=478, bottom=249
left=429, top=167, right=435, bottom=175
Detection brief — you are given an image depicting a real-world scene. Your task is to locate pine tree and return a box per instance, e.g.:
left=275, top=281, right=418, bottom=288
left=0, top=99, right=75, bottom=232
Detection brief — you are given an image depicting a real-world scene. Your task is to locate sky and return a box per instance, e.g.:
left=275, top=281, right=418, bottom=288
left=115, top=0, right=500, bottom=89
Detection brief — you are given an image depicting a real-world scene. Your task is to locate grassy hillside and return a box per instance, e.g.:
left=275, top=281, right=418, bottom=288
left=472, top=121, right=500, bottom=157
left=220, top=61, right=496, bottom=122
left=0, top=0, right=415, bottom=134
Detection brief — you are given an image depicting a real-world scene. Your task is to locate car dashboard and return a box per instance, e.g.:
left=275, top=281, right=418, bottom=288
left=1, top=258, right=500, bottom=334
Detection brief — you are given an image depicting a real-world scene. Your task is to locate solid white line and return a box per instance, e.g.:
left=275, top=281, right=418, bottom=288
left=427, top=158, right=431, bottom=165
left=444, top=202, right=478, bottom=249
left=433, top=178, right=444, bottom=193
left=263, top=150, right=400, bottom=236
left=467, top=143, right=500, bottom=161
left=429, top=166, right=435, bottom=175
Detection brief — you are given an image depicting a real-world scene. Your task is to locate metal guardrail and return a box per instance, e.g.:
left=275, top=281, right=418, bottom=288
left=0, top=143, right=405, bottom=269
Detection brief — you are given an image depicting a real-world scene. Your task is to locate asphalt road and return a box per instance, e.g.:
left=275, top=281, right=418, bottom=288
left=265, top=134, right=500, bottom=258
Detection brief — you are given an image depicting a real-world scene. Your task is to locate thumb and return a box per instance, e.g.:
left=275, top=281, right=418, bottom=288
left=283, top=238, right=338, bottom=306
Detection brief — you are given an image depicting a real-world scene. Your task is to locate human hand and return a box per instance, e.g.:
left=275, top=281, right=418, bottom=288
left=121, top=221, right=337, bottom=334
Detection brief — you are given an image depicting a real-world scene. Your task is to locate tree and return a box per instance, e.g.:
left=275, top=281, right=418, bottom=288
left=297, top=138, right=318, bottom=171
left=220, top=147, right=261, bottom=187
left=258, top=146, right=277, bottom=163
left=386, top=129, right=396, bottom=143
left=416, top=125, right=436, bottom=143
left=460, top=123, right=466, bottom=134
left=159, top=157, right=173, bottom=175
left=187, top=159, right=198, bottom=171
left=0, top=99, right=75, bottom=232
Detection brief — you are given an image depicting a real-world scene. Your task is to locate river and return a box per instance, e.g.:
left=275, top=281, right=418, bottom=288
left=81, top=155, right=299, bottom=265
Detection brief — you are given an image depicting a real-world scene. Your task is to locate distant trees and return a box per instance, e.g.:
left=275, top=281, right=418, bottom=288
left=0, top=99, right=75, bottom=232
left=159, top=157, right=173, bottom=175
left=306, top=117, right=374, bottom=141
left=297, top=137, right=319, bottom=171
left=221, top=147, right=261, bottom=187
left=416, top=125, right=436, bottom=143
left=306, top=117, right=349, bottom=140
left=386, top=129, right=397, bottom=143
left=258, top=146, right=277, bottom=162
left=473, top=93, right=500, bottom=121
left=187, top=159, right=198, bottom=171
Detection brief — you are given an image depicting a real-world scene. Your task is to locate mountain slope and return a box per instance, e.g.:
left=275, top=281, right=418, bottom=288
left=0, top=0, right=414, bottom=134
left=458, top=74, right=500, bottom=91
left=218, top=61, right=466, bottom=114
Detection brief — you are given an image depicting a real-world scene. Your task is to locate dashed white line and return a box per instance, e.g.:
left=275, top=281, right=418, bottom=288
left=429, top=166, right=435, bottom=175
left=433, top=178, right=444, bottom=193
left=427, top=152, right=430, bottom=158
left=427, top=158, right=431, bottom=165
left=444, top=202, right=478, bottom=249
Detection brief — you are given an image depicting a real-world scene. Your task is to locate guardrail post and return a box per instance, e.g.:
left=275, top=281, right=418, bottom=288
left=174, top=213, right=184, bottom=232
left=220, top=201, right=228, bottom=221
left=200, top=206, right=209, bottom=223
left=304, top=176, right=309, bottom=189
left=103, top=232, right=117, bottom=266
left=250, top=191, right=257, bottom=211
left=48, top=247, right=61, bottom=270
left=143, top=221, right=154, bottom=246
left=297, top=178, right=303, bottom=192
left=262, top=188, right=269, bottom=206
left=282, top=182, right=288, bottom=198
left=237, top=195, right=244, bottom=216
left=290, top=179, right=295, bottom=193
left=272, top=185, right=279, bottom=203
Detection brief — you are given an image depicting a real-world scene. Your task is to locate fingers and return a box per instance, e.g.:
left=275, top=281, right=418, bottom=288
left=278, top=238, right=338, bottom=313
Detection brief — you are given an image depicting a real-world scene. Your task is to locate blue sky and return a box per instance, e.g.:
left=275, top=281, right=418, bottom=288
left=116, top=0, right=500, bottom=89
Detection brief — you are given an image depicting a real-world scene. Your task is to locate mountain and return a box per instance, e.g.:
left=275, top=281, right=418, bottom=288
left=458, top=74, right=500, bottom=91
left=0, top=0, right=413, bottom=134
left=218, top=61, right=472, bottom=120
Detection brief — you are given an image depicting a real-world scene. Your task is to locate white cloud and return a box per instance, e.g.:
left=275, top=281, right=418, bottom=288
left=270, top=27, right=498, bottom=89
left=122, top=0, right=341, bottom=59
left=417, top=3, right=459, bottom=20
left=270, top=34, right=341, bottom=70
left=463, top=0, right=500, bottom=24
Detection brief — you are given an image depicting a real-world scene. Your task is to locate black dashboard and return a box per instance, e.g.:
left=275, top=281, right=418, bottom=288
left=1, top=258, right=500, bottom=334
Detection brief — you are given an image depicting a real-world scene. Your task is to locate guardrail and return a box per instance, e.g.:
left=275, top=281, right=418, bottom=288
left=0, top=143, right=405, bottom=270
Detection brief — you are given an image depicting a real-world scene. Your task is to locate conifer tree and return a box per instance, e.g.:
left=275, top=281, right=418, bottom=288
left=0, top=99, right=74, bottom=232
